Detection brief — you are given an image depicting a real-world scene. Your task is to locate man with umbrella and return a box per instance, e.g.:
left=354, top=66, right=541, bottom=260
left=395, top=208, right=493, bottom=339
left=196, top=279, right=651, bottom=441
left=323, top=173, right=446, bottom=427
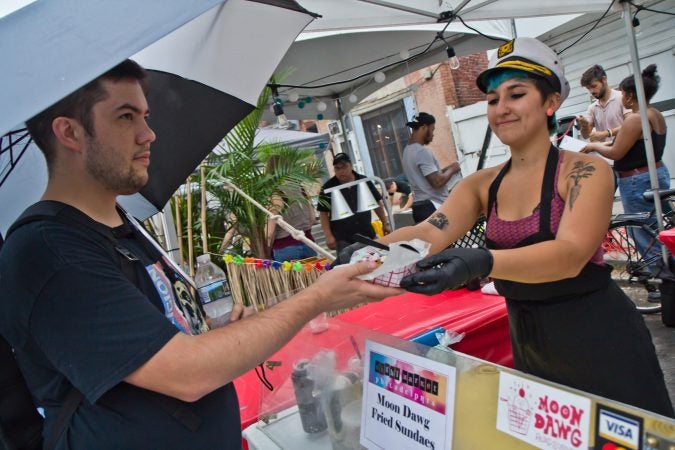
left=0, top=60, right=402, bottom=448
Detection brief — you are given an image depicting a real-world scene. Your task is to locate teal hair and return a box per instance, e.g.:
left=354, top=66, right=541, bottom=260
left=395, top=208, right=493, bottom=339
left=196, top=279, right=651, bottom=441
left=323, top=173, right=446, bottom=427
left=485, top=69, right=559, bottom=136
left=485, top=69, right=530, bottom=92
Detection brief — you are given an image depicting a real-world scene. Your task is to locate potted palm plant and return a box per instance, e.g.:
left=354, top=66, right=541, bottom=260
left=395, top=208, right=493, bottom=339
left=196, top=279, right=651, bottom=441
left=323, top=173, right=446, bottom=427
left=173, top=84, right=326, bottom=263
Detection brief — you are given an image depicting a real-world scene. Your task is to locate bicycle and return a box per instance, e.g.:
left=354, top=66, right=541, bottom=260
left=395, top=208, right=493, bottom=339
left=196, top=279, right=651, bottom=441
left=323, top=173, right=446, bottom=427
left=604, top=187, right=675, bottom=314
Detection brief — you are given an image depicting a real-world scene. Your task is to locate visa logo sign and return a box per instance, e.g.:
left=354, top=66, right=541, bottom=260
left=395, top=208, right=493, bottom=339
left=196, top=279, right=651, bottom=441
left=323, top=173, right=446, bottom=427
left=598, top=409, right=640, bottom=449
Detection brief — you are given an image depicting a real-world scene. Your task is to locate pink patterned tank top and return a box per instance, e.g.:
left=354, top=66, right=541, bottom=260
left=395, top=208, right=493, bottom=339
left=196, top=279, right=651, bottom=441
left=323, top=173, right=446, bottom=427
left=485, top=150, right=605, bottom=265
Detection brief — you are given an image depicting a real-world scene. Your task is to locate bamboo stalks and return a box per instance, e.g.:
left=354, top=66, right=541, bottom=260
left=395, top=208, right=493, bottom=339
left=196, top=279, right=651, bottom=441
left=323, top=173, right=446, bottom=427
left=186, top=175, right=194, bottom=277
left=174, top=195, right=184, bottom=266
left=200, top=163, right=208, bottom=253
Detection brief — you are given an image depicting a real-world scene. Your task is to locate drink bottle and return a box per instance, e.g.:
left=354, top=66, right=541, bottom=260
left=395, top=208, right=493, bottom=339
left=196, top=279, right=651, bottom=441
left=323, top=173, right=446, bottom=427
left=194, top=254, right=233, bottom=328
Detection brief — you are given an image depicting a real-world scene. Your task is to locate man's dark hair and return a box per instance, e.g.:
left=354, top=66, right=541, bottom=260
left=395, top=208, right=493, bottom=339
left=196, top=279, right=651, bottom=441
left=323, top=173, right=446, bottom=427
left=406, top=112, right=435, bottom=130
left=580, top=65, right=606, bottom=88
left=619, top=64, right=660, bottom=102
left=25, top=59, right=148, bottom=167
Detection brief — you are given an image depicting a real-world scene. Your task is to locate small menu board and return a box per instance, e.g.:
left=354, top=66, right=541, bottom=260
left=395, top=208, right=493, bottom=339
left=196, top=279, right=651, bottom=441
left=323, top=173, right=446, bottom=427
left=360, top=340, right=457, bottom=449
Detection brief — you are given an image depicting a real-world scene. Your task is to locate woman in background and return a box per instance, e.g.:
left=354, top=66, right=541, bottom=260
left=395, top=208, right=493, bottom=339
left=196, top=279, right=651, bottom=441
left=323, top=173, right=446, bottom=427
left=582, top=65, right=670, bottom=291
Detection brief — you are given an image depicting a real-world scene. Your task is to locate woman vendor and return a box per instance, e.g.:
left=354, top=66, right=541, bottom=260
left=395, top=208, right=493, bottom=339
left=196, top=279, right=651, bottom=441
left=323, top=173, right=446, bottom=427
left=339, top=38, right=673, bottom=417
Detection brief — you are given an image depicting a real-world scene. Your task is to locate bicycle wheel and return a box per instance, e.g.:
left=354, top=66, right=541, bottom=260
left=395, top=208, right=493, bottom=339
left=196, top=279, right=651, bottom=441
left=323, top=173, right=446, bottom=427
left=604, top=221, right=662, bottom=314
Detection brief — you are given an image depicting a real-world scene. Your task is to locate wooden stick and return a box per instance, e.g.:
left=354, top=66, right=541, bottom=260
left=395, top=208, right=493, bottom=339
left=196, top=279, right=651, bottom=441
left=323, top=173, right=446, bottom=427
left=186, top=176, right=194, bottom=277
left=200, top=163, right=208, bottom=253
left=174, top=195, right=184, bottom=266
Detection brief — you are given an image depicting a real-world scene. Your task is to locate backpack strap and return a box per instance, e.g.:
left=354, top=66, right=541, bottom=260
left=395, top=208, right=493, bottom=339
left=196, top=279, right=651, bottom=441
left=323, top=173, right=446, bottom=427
left=7, top=201, right=203, bottom=437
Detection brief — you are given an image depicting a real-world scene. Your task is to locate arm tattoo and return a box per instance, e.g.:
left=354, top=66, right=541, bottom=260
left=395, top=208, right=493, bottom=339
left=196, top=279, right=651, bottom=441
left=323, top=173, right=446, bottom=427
left=567, top=161, right=596, bottom=210
left=427, top=212, right=449, bottom=230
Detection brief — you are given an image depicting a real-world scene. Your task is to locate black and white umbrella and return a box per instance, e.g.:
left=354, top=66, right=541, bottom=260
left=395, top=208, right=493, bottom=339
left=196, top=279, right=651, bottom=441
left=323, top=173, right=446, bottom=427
left=0, top=0, right=316, bottom=232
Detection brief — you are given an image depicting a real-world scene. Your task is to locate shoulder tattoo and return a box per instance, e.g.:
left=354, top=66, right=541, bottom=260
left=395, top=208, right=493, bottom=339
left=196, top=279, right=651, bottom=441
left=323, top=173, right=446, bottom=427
left=427, top=212, right=449, bottom=230
left=567, top=161, right=596, bottom=210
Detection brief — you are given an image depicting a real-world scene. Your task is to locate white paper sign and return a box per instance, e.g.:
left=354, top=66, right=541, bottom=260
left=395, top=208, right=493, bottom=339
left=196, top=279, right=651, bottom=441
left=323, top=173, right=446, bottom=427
left=559, top=135, right=588, bottom=152
left=496, top=372, right=591, bottom=450
left=360, top=340, right=457, bottom=450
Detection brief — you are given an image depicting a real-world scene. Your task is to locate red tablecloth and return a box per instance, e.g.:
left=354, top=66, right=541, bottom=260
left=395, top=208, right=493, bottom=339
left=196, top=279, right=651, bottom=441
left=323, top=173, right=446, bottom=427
left=660, top=228, right=675, bottom=253
left=235, top=288, right=511, bottom=430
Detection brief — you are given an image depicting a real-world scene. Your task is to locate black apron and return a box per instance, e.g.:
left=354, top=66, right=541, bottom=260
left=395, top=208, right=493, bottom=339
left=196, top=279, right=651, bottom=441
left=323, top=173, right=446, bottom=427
left=486, top=146, right=674, bottom=417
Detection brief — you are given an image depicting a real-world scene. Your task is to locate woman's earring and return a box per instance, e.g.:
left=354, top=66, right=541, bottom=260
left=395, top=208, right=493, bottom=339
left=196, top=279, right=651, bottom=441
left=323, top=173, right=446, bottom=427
left=546, top=108, right=554, bottom=117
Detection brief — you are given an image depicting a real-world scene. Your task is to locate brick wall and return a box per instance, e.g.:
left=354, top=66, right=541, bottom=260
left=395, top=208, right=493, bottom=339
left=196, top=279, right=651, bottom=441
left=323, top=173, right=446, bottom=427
left=454, top=53, right=488, bottom=107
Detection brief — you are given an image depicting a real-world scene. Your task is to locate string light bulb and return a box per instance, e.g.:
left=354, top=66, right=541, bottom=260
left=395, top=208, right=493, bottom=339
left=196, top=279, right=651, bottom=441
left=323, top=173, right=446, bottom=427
left=317, top=101, right=327, bottom=112
left=348, top=94, right=358, bottom=104
left=374, top=71, right=386, bottom=83
left=399, top=49, right=410, bottom=60
left=271, top=86, right=288, bottom=128
left=446, top=47, right=460, bottom=70
left=632, top=16, right=641, bottom=36
left=288, top=92, right=299, bottom=103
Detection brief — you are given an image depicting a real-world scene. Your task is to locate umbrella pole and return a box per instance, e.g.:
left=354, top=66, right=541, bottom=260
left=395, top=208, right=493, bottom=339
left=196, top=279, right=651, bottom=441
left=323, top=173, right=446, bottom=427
left=620, top=0, right=669, bottom=263
left=186, top=176, right=195, bottom=277
left=174, top=195, right=184, bottom=266
left=200, top=163, right=208, bottom=253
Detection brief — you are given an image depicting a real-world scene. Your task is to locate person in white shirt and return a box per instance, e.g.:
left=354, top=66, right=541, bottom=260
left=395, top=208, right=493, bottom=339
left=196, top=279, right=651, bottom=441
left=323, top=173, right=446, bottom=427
left=577, top=65, right=630, bottom=143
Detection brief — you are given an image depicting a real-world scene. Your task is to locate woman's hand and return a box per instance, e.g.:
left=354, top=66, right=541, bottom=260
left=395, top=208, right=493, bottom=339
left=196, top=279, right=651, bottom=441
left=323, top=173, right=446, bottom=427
left=580, top=143, right=598, bottom=154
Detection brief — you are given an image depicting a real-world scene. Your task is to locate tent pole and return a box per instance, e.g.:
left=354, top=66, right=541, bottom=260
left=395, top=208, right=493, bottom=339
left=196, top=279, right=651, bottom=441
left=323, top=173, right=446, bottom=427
left=620, top=0, right=668, bottom=263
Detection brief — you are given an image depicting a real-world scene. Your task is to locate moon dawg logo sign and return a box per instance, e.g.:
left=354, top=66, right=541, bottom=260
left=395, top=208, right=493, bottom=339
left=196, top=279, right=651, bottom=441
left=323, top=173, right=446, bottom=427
left=497, top=372, right=591, bottom=450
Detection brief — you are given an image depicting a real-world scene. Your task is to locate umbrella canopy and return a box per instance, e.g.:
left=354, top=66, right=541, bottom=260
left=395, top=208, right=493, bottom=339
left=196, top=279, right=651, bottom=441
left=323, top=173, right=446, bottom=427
left=262, top=0, right=625, bottom=121
left=0, top=0, right=315, bottom=233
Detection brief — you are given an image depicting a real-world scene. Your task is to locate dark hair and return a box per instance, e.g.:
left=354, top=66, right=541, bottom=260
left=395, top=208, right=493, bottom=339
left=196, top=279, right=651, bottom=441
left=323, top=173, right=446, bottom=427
left=580, top=65, right=606, bottom=88
left=25, top=59, right=148, bottom=167
left=406, top=112, right=435, bottom=129
left=619, top=64, right=660, bottom=102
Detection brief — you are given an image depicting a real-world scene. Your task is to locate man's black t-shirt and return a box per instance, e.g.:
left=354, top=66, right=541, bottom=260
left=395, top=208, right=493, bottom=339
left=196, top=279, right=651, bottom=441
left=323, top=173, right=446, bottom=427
left=317, top=172, right=382, bottom=242
left=0, top=205, right=242, bottom=449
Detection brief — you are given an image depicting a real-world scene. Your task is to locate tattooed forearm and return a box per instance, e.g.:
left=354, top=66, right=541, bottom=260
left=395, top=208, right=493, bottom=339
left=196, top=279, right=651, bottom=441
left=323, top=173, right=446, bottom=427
left=427, top=212, right=449, bottom=230
left=567, top=161, right=596, bottom=210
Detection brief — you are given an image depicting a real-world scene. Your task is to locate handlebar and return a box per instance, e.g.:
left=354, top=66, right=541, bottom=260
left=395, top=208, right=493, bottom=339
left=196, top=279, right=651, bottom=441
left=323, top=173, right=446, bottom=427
left=643, top=188, right=675, bottom=203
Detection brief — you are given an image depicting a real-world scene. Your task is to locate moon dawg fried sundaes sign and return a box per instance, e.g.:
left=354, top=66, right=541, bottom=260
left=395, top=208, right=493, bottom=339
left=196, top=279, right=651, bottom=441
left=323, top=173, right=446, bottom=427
left=496, top=372, right=591, bottom=450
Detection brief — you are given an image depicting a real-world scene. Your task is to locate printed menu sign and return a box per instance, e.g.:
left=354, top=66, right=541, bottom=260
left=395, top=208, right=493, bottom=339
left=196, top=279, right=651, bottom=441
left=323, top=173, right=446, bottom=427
left=496, top=372, right=591, bottom=450
left=360, top=341, right=457, bottom=449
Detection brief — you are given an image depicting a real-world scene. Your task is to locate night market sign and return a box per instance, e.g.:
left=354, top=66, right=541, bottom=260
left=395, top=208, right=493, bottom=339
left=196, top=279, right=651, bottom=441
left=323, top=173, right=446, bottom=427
left=360, top=341, right=457, bottom=449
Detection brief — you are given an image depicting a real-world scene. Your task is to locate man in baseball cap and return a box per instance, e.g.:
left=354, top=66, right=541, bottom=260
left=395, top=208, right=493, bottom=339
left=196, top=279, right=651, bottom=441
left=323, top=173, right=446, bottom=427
left=402, top=112, right=462, bottom=223
left=317, top=152, right=391, bottom=252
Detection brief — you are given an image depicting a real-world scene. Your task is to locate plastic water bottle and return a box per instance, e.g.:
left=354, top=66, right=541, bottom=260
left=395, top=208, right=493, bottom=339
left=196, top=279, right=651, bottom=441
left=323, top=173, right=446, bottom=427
left=194, top=254, right=233, bottom=328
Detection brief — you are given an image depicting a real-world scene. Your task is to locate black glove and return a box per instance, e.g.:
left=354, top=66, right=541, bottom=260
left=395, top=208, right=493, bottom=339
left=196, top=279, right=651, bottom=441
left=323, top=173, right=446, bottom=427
left=400, top=247, right=493, bottom=295
left=333, top=242, right=367, bottom=266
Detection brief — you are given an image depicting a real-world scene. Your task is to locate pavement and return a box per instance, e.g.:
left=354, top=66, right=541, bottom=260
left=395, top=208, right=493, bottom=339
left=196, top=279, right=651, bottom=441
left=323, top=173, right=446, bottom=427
left=644, top=313, right=675, bottom=407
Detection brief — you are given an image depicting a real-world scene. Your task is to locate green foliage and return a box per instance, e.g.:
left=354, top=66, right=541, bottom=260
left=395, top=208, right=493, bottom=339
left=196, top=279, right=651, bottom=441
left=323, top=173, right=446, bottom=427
left=174, top=83, right=325, bottom=264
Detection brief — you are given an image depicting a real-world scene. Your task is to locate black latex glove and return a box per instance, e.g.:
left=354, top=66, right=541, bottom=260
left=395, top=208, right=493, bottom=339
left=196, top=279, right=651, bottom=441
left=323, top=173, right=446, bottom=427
left=400, top=247, right=493, bottom=295
left=333, top=242, right=367, bottom=266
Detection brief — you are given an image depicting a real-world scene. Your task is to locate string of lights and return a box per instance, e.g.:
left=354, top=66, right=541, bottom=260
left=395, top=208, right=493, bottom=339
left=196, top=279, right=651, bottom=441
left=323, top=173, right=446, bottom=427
left=627, top=0, right=675, bottom=16
left=557, top=0, right=616, bottom=55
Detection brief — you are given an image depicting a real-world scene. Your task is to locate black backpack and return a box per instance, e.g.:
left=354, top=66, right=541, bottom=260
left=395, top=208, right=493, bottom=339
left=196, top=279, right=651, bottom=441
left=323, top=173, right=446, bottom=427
left=0, top=201, right=202, bottom=449
left=0, top=201, right=175, bottom=450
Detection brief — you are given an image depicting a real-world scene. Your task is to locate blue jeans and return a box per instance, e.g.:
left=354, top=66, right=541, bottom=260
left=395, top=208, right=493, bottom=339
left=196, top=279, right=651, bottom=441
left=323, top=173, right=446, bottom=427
left=272, top=243, right=316, bottom=262
left=618, top=164, right=671, bottom=276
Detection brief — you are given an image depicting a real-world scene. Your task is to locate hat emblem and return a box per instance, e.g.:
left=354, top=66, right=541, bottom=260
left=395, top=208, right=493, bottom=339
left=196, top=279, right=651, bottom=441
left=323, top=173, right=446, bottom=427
left=497, top=40, right=514, bottom=58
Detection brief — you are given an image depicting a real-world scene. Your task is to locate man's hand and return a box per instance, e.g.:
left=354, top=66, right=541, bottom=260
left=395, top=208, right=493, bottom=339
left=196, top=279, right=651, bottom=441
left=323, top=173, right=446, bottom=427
left=334, top=242, right=367, bottom=266
left=589, top=130, right=609, bottom=142
left=228, top=303, right=255, bottom=322
left=325, top=234, right=337, bottom=250
left=304, top=261, right=404, bottom=311
left=382, top=222, right=392, bottom=235
left=576, top=115, right=589, bottom=128
left=400, top=247, right=493, bottom=295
